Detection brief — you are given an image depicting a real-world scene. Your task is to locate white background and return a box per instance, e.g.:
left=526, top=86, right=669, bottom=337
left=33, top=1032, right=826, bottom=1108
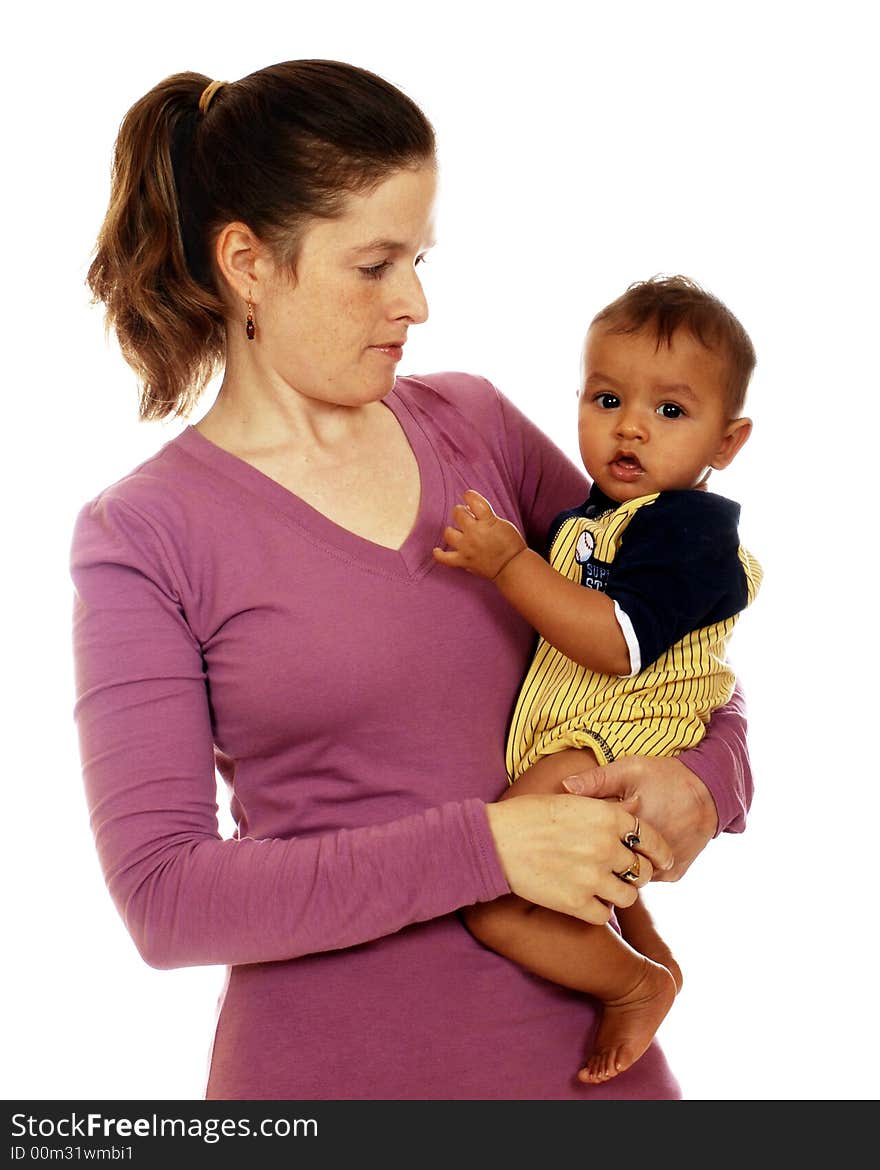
left=3, top=0, right=878, bottom=1102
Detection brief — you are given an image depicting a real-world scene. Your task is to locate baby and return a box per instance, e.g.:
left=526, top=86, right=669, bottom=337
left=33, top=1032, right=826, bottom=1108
left=434, top=274, right=762, bottom=1083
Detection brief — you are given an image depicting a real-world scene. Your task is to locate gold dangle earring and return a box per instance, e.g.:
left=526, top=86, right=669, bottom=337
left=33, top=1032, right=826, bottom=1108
left=246, top=301, right=256, bottom=341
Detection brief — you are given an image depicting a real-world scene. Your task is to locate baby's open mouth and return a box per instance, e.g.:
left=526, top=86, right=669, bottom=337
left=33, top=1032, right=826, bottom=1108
left=610, top=454, right=645, bottom=481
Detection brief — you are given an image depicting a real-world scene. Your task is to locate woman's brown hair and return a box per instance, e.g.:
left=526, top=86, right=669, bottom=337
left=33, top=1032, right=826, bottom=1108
left=87, top=61, right=437, bottom=420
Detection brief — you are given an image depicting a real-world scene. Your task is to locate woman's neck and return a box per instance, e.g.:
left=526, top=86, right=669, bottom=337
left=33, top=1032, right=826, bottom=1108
left=195, top=369, right=382, bottom=461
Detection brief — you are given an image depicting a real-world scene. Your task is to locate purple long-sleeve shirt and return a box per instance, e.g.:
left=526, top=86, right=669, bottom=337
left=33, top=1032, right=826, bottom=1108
left=71, top=373, right=752, bottom=1100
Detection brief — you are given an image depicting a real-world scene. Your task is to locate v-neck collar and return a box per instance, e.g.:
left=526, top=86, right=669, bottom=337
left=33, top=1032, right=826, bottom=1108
left=174, top=385, right=447, bottom=581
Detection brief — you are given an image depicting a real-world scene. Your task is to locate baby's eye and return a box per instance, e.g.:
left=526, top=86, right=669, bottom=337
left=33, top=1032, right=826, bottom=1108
left=657, top=402, right=684, bottom=419
left=594, top=392, right=620, bottom=409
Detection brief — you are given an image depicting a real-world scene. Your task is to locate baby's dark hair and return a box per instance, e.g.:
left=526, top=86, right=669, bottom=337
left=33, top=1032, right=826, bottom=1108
left=591, top=275, right=756, bottom=416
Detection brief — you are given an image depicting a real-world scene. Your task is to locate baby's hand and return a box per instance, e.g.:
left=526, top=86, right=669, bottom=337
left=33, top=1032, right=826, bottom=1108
left=432, top=490, right=527, bottom=580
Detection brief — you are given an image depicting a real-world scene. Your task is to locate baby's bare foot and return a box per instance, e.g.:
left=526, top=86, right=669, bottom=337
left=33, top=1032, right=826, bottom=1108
left=577, top=958, right=677, bottom=1084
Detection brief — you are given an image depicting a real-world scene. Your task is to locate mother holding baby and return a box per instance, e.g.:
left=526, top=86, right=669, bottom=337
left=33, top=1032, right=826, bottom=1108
left=72, top=58, right=752, bottom=1099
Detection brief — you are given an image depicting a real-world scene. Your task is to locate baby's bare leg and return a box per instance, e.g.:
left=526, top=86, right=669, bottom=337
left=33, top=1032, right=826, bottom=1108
left=512, top=750, right=682, bottom=984
left=502, top=746, right=601, bottom=798
left=464, top=747, right=679, bottom=1083
left=537, top=750, right=685, bottom=993
left=615, top=902, right=683, bottom=994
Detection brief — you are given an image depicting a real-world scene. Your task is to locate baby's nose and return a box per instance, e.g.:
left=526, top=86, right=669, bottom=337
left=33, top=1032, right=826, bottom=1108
left=616, top=411, right=648, bottom=439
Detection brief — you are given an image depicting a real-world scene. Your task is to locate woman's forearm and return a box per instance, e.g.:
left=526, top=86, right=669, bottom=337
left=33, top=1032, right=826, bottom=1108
left=676, top=679, right=753, bottom=836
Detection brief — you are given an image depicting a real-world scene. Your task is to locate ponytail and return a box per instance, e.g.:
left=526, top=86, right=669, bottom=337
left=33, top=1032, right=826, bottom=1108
left=87, top=61, right=436, bottom=421
left=87, top=72, right=226, bottom=421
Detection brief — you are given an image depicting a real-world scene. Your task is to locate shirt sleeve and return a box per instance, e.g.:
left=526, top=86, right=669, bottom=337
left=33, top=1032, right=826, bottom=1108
left=71, top=494, right=509, bottom=971
left=495, top=387, right=589, bottom=548
left=607, top=491, right=750, bottom=668
left=677, top=679, right=754, bottom=835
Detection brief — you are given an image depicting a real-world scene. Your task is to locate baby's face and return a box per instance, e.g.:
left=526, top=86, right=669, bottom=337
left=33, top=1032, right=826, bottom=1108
left=577, top=325, right=750, bottom=502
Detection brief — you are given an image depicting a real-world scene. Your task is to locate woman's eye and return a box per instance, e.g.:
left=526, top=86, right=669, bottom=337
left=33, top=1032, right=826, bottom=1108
left=657, top=402, right=684, bottom=419
left=595, top=393, right=620, bottom=409
left=359, top=261, right=391, bottom=280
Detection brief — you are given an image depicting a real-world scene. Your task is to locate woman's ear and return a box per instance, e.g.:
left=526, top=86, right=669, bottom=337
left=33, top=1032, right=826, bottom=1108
left=711, top=416, right=752, bottom=470
left=213, top=222, right=269, bottom=303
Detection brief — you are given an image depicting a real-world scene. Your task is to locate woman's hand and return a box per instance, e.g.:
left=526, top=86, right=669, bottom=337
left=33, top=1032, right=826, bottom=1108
left=485, top=793, right=672, bottom=925
left=561, top=755, right=718, bottom=881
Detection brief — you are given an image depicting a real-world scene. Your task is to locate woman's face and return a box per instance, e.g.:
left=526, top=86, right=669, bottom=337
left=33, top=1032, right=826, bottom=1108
left=256, top=164, right=437, bottom=407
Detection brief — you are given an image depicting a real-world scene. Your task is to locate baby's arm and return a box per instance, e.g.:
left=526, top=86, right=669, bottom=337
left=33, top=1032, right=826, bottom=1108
left=433, top=490, right=630, bottom=676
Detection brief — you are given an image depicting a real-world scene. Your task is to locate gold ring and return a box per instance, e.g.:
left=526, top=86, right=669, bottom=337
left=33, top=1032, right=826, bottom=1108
left=623, top=817, right=640, bottom=849
left=615, top=851, right=641, bottom=884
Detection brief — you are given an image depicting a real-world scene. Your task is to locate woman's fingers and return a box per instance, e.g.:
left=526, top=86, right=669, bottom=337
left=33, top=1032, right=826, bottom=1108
left=610, top=844, right=652, bottom=889
left=563, top=782, right=675, bottom=879
left=485, top=793, right=671, bottom=924
left=563, top=754, right=713, bottom=880
left=612, top=808, right=673, bottom=878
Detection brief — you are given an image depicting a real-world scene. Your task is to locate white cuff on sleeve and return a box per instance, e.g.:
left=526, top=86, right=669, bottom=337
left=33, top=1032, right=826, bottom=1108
left=613, top=601, right=641, bottom=676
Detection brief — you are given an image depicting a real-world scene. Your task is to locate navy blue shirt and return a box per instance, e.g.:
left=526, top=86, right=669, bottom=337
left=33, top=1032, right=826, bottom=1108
left=548, top=486, right=749, bottom=669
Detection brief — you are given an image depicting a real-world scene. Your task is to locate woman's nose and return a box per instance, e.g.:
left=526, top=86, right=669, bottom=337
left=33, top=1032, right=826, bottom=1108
left=393, top=268, right=429, bottom=325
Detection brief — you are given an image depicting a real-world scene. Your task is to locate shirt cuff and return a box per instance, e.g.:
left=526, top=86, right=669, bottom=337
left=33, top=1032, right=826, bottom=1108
left=613, top=601, right=641, bottom=676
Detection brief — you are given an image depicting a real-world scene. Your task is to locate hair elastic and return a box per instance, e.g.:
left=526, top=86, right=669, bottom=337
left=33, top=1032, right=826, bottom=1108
left=199, top=80, right=228, bottom=115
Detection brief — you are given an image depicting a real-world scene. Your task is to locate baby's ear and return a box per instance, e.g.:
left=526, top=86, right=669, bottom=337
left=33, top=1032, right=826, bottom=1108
left=711, top=417, right=752, bottom=470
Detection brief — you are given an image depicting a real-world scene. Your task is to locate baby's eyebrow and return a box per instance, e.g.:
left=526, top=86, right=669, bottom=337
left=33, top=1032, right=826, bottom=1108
left=584, top=371, right=623, bottom=389
left=584, top=372, right=700, bottom=402
left=654, top=381, right=699, bottom=401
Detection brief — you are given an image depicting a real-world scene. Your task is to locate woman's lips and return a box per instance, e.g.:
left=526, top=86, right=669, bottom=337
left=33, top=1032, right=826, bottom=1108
left=609, top=456, right=644, bottom=482
left=371, top=344, right=404, bottom=362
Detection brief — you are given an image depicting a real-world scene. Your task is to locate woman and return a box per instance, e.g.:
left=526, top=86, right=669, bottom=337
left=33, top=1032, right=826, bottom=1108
left=73, top=59, right=752, bottom=1100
